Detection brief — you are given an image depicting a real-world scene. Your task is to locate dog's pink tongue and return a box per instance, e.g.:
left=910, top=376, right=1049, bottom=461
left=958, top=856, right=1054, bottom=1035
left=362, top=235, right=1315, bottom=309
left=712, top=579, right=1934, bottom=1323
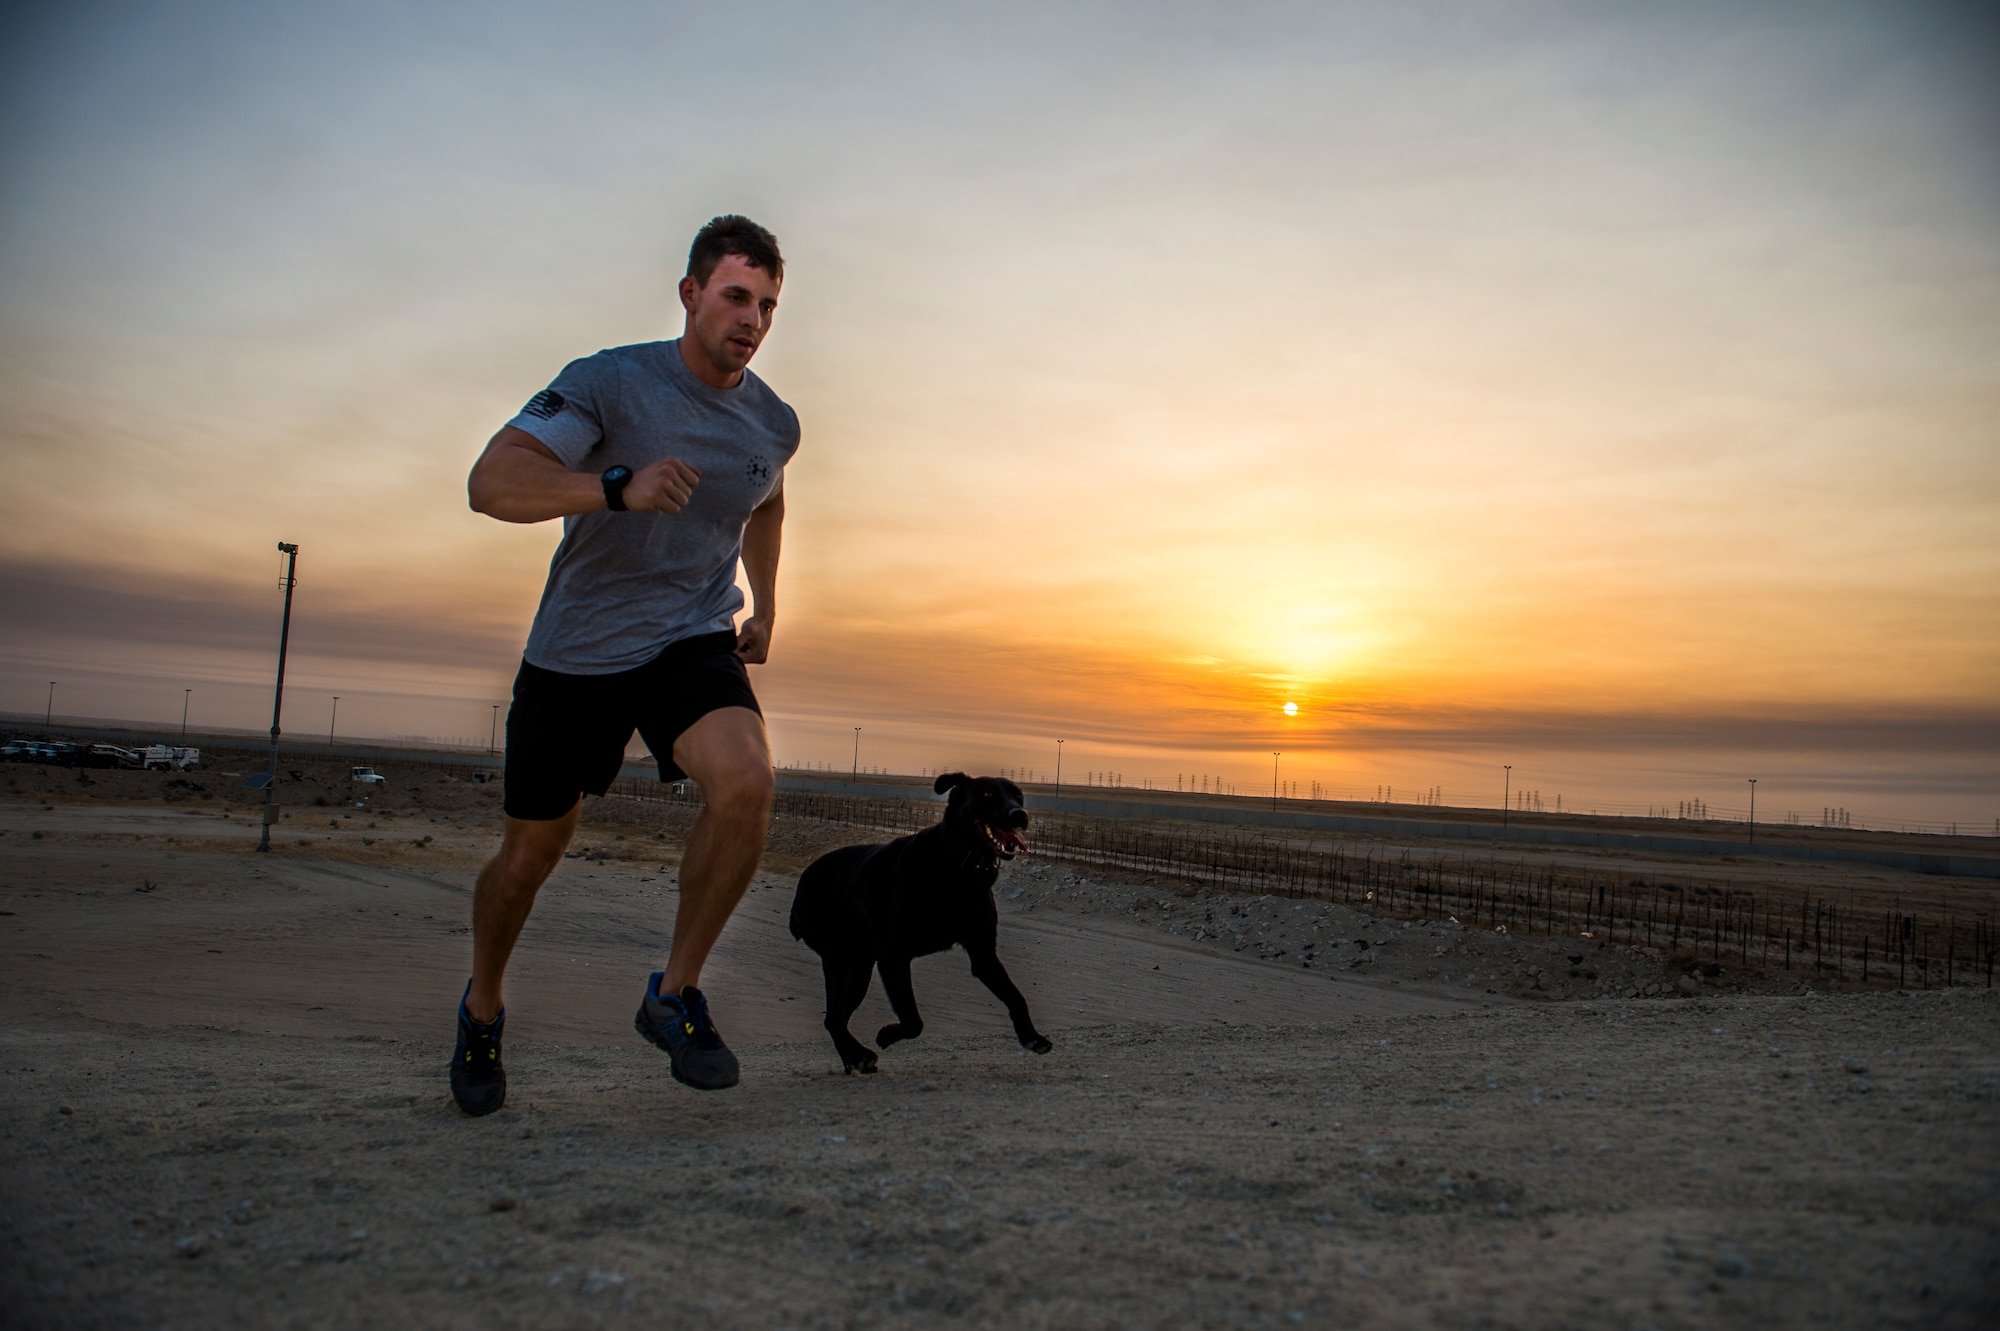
left=996, top=828, right=1028, bottom=854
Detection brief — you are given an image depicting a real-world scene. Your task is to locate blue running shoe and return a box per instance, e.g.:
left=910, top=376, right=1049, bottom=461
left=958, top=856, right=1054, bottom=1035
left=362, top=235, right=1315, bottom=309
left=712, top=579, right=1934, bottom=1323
left=450, top=980, right=506, bottom=1116
left=634, top=973, right=740, bottom=1090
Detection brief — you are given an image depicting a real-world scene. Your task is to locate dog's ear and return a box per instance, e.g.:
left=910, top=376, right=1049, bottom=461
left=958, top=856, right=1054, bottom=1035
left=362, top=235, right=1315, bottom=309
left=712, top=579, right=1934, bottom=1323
left=934, top=772, right=969, bottom=795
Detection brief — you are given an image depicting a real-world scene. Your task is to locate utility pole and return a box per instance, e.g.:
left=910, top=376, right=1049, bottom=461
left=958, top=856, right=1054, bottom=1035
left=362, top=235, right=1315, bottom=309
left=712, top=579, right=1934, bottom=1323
left=257, top=543, right=299, bottom=854
left=45, top=681, right=54, bottom=727
left=489, top=703, right=500, bottom=756
left=181, top=688, right=192, bottom=738
left=1503, top=765, right=1512, bottom=828
left=852, top=726, right=861, bottom=783
left=1055, top=739, right=1064, bottom=792
left=1272, top=752, right=1281, bottom=811
left=1747, top=778, right=1757, bottom=845
left=329, top=696, right=340, bottom=747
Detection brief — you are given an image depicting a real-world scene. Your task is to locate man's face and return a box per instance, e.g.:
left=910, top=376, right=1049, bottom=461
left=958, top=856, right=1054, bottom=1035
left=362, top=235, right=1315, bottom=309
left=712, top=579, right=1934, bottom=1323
left=680, top=254, right=780, bottom=377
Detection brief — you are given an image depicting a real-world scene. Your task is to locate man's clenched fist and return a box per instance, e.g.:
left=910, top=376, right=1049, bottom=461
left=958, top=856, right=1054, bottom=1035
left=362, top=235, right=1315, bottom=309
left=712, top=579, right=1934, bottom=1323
left=623, top=456, right=701, bottom=514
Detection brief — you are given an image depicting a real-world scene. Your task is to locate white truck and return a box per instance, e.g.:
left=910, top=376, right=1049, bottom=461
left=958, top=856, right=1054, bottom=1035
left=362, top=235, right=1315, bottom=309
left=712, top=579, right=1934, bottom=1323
left=350, top=766, right=387, bottom=784
left=138, top=745, right=200, bottom=771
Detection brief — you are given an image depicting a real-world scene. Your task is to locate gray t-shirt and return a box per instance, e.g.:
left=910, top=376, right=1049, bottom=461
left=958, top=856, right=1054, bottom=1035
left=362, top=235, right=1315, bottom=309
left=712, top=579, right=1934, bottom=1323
left=504, top=339, right=800, bottom=674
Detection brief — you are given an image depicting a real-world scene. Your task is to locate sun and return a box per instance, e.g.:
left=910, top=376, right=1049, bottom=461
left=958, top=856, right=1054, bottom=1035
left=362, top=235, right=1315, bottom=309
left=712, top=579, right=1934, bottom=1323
left=1283, top=701, right=1299, bottom=717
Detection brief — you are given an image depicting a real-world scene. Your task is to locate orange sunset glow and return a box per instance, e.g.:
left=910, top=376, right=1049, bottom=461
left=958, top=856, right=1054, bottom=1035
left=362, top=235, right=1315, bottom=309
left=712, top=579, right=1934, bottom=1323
left=1, top=2, right=1995, bottom=825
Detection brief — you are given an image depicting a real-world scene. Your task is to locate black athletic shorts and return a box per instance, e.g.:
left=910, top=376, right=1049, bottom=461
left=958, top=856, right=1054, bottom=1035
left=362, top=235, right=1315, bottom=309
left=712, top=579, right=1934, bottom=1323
left=502, top=631, right=760, bottom=821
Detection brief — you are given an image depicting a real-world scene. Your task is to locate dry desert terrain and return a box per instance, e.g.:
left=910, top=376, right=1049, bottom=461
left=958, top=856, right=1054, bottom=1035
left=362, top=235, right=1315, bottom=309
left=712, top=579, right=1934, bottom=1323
left=2, top=761, right=1996, bottom=1329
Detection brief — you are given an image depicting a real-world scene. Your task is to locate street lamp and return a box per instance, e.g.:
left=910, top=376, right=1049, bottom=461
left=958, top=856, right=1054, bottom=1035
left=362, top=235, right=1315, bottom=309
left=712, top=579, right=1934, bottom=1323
left=257, top=542, right=299, bottom=855
left=45, top=681, right=54, bottom=728
left=1272, top=752, right=1281, bottom=811
left=1055, top=739, right=1064, bottom=792
left=1503, top=765, right=1512, bottom=828
left=329, top=696, right=340, bottom=747
left=182, top=688, right=192, bottom=738
left=852, top=726, right=861, bottom=783
left=1747, top=778, right=1757, bottom=846
left=489, top=703, right=500, bottom=756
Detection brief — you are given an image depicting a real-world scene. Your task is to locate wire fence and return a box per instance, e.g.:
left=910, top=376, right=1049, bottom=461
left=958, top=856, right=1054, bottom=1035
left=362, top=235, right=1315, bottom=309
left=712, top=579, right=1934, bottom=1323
left=16, top=724, right=1988, bottom=837
left=1020, top=811, right=1995, bottom=992
left=606, top=777, right=1996, bottom=992
left=193, top=744, right=499, bottom=780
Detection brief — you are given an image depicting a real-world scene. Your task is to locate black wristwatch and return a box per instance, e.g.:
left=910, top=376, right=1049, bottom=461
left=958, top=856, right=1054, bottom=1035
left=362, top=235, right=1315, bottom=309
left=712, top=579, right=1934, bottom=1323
left=601, top=465, right=633, bottom=512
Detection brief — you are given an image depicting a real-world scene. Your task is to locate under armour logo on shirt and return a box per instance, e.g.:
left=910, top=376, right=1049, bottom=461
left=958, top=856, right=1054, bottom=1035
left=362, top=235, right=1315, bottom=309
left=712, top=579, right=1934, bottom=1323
left=747, top=456, right=772, bottom=484
left=522, top=390, right=566, bottom=420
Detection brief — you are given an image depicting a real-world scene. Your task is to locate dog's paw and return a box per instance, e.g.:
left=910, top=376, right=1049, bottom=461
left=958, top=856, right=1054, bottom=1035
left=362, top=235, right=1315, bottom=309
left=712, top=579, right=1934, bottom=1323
left=876, top=1022, right=919, bottom=1048
left=1022, top=1034, right=1053, bottom=1055
left=843, top=1054, right=879, bottom=1075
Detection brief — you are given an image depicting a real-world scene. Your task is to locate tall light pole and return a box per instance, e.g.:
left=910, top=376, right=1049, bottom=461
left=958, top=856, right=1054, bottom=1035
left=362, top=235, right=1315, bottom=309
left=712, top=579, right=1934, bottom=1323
left=1272, top=752, right=1281, bottom=811
left=852, top=726, right=861, bottom=783
left=257, top=542, right=299, bottom=854
left=45, top=681, right=54, bottom=728
left=1503, top=765, right=1512, bottom=828
left=1747, top=778, right=1757, bottom=845
left=489, top=703, right=500, bottom=756
left=1055, top=739, right=1064, bottom=792
left=181, top=688, right=192, bottom=738
left=329, top=696, right=340, bottom=747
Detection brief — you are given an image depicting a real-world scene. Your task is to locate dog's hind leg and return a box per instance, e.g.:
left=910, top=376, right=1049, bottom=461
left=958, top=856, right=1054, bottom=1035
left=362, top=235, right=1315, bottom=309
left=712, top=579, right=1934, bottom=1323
left=821, top=953, right=879, bottom=1074
left=874, top=954, right=924, bottom=1049
left=967, top=946, right=1053, bottom=1054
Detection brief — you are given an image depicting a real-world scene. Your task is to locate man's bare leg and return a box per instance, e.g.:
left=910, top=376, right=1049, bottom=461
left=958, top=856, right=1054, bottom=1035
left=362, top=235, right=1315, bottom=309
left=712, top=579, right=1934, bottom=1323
left=466, top=803, right=582, bottom=1023
left=660, top=706, right=774, bottom=992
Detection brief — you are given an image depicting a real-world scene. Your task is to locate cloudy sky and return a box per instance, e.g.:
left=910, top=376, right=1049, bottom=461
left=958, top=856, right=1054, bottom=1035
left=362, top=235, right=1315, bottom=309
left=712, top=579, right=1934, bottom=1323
left=2, top=0, right=1995, bottom=823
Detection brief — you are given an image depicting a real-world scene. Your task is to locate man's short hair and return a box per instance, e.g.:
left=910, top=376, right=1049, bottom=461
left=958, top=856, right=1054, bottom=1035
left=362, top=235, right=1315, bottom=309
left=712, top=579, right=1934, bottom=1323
left=687, top=215, right=784, bottom=287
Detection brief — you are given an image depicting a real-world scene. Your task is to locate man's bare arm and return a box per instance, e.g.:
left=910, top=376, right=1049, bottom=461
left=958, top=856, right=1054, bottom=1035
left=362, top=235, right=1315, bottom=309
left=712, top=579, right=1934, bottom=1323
left=467, top=425, right=700, bottom=523
left=735, top=488, right=784, bottom=664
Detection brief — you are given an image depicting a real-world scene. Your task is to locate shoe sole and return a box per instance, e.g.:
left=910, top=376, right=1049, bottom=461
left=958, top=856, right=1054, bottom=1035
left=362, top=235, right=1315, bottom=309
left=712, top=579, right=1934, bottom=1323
left=450, top=1066, right=506, bottom=1116
left=634, top=1007, right=740, bottom=1090
left=451, top=1082, right=506, bottom=1116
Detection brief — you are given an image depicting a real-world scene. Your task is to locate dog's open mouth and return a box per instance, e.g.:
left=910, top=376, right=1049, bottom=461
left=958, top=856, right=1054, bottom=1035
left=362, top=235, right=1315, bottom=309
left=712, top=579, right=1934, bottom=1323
left=977, top=821, right=1029, bottom=859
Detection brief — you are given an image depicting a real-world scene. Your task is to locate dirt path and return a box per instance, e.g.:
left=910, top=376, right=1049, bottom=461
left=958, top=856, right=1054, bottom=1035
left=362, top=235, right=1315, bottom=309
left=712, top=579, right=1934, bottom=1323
left=2, top=801, right=1997, bottom=1329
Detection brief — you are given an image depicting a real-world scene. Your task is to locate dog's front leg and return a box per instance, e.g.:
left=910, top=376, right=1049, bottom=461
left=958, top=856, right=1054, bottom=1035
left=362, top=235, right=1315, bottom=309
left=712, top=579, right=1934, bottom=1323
left=967, top=947, right=1052, bottom=1054
left=820, top=953, right=879, bottom=1074
left=874, top=954, right=924, bottom=1050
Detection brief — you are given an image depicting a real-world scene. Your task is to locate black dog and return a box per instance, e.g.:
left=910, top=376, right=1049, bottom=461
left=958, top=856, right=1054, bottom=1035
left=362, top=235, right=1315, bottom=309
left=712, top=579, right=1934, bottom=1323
left=789, top=772, right=1052, bottom=1074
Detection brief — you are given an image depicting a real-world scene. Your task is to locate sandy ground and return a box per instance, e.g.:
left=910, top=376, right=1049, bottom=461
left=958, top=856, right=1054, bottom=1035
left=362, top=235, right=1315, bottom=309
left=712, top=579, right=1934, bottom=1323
left=2, top=772, right=1997, bottom=1329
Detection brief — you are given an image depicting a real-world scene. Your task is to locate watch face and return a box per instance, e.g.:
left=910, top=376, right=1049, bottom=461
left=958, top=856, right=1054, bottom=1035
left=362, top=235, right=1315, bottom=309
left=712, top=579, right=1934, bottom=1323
left=603, top=466, right=633, bottom=484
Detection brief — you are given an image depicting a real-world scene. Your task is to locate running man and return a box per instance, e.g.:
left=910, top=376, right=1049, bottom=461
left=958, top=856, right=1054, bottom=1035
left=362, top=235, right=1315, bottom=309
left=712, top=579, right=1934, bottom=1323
left=452, top=215, right=797, bottom=1115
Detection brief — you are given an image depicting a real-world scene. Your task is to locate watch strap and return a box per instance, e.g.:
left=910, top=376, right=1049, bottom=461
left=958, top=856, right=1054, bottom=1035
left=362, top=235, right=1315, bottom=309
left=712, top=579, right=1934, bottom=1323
left=602, top=467, right=631, bottom=512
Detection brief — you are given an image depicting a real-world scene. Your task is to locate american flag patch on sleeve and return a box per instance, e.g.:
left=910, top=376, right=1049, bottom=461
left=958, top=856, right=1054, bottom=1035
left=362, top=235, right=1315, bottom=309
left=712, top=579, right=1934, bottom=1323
left=521, top=390, right=566, bottom=420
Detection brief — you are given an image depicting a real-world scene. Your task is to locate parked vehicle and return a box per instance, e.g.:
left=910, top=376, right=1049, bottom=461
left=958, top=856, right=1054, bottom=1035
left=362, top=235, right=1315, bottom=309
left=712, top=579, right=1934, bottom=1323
left=4, top=739, right=195, bottom=769
left=85, top=744, right=142, bottom=769
left=2, top=739, right=74, bottom=763
left=137, top=745, right=201, bottom=771
left=350, top=766, right=387, bottom=784
left=45, top=743, right=89, bottom=767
